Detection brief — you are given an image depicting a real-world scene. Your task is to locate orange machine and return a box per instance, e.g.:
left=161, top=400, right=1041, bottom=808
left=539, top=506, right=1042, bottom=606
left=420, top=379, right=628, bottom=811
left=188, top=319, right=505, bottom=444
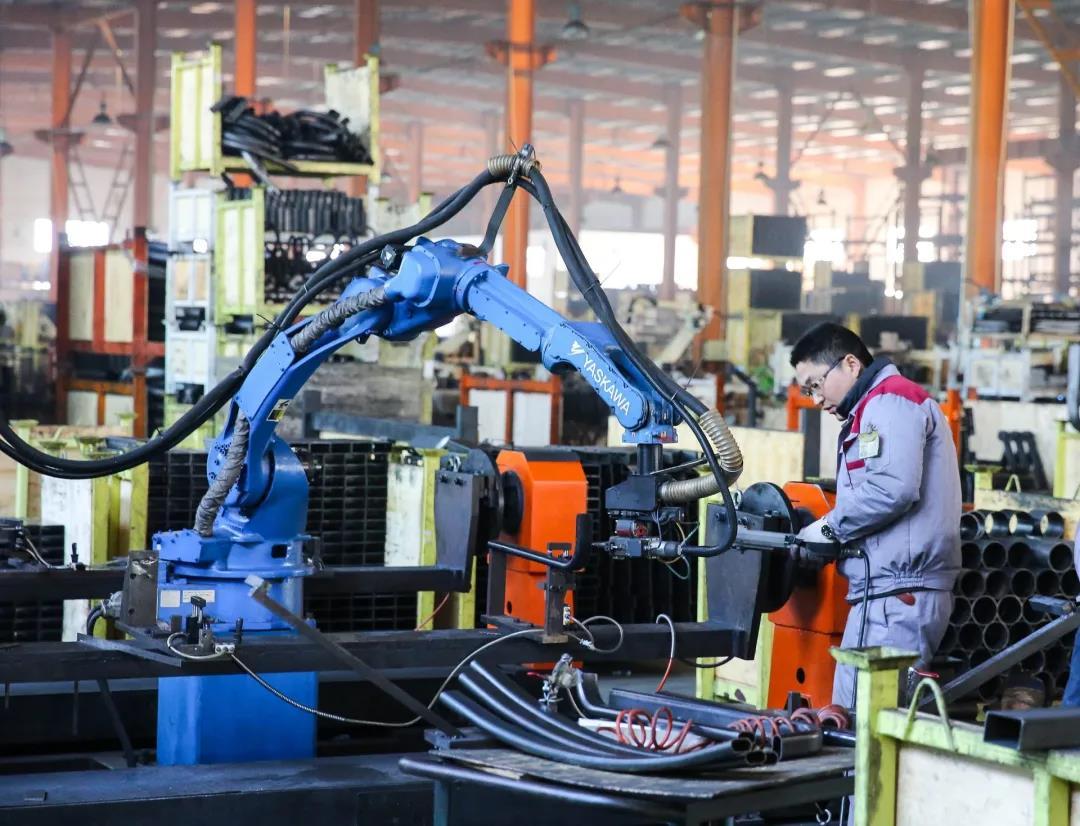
left=495, top=449, right=587, bottom=625
left=766, top=482, right=850, bottom=708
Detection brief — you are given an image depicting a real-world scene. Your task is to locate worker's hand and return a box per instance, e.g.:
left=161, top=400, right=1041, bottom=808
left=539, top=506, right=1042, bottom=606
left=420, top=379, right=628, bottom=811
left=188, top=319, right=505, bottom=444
left=797, top=516, right=834, bottom=544
left=796, top=517, right=841, bottom=565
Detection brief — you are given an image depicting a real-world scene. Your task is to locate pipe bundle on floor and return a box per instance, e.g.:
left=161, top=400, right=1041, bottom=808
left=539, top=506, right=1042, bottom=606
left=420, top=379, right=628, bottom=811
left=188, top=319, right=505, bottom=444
left=943, top=509, right=1076, bottom=701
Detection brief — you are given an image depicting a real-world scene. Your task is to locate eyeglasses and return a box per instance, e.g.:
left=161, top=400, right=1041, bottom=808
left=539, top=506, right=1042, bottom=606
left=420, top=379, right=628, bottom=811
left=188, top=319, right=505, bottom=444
left=800, top=356, right=845, bottom=398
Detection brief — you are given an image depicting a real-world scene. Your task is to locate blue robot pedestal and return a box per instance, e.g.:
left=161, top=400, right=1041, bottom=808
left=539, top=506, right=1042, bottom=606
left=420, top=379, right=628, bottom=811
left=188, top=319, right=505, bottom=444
left=157, top=668, right=317, bottom=765
left=153, top=524, right=316, bottom=765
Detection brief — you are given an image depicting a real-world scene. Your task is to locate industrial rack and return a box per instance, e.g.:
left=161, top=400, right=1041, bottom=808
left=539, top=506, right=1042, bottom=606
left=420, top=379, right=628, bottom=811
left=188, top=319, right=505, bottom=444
left=0, top=523, right=65, bottom=642
left=55, top=229, right=165, bottom=437
left=169, top=45, right=380, bottom=181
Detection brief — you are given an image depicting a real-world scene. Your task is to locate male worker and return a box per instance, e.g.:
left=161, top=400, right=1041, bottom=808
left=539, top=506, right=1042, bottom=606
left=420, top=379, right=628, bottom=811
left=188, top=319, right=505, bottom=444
left=790, top=322, right=961, bottom=707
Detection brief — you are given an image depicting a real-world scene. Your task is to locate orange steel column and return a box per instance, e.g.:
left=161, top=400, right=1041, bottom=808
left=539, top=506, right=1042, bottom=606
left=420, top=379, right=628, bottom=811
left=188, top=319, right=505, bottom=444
left=235, top=0, right=257, bottom=98
left=482, top=110, right=502, bottom=223
left=407, top=121, right=424, bottom=203
left=659, top=83, right=682, bottom=301
left=965, top=0, right=1014, bottom=295
left=901, top=67, right=925, bottom=265
left=133, top=0, right=157, bottom=230
left=686, top=2, right=737, bottom=345
left=49, top=29, right=72, bottom=304
left=566, top=98, right=585, bottom=237
left=504, top=0, right=537, bottom=289
left=350, top=0, right=378, bottom=198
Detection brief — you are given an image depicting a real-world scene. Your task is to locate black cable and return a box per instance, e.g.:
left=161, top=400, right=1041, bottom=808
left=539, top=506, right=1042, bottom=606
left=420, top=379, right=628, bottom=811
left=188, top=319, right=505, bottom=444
left=848, top=548, right=872, bottom=710
left=0, top=171, right=501, bottom=479
left=519, top=171, right=738, bottom=554
left=679, top=656, right=735, bottom=669
left=85, top=606, right=103, bottom=637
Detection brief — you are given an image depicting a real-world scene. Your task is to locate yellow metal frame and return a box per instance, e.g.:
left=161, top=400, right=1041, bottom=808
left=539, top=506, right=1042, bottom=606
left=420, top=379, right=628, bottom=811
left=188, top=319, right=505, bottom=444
left=842, top=646, right=1080, bottom=826
left=214, top=187, right=265, bottom=319
left=169, top=45, right=221, bottom=180
left=170, top=47, right=379, bottom=181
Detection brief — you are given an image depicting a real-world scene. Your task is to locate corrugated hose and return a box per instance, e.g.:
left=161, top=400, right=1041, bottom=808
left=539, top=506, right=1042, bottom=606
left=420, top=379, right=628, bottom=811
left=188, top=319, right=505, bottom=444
left=658, top=409, right=743, bottom=503
left=193, top=413, right=251, bottom=537
left=289, top=284, right=391, bottom=355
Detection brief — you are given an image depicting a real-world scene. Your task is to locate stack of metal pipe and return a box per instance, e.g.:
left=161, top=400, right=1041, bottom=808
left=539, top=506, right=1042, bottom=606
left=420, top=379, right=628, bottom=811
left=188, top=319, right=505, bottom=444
left=938, top=509, right=1076, bottom=701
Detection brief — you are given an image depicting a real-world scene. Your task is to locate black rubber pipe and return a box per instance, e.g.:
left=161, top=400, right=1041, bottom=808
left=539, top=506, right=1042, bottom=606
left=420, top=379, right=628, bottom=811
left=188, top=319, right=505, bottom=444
left=1011, top=568, right=1036, bottom=598
left=1027, top=541, right=1073, bottom=573
left=996, top=595, right=1023, bottom=624
left=982, top=621, right=1009, bottom=652
left=770, top=730, right=823, bottom=761
left=462, top=665, right=665, bottom=755
left=951, top=597, right=971, bottom=624
left=1007, top=540, right=1033, bottom=569
left=439, top=691, right=750, bottom=772
left=958, top=623, right=983, bottom=652
left=960, top=513, right=984, bottom=542
left=1052, top=545, right=1075, bottom=575
left=1062, top=570, right=1080, bottom=597
left=961, top=542, right=982, bottom=569
left=1008, top=512, right=1035, bottom=536
left=985, top=570, right=1010, bottom=599
left=959, top=570, right=986, bottom=598
left=982, top=541, right=1007, bottom=570
left=1037, top=570, right=1061, bottom=596
left=456, top=672, right=638, bottom=757
left=972, top=595, right=997, bottom=625
left=1007, top=621, right=1032, bottom=646
left=1033, top=510, right=1065, bottom=539
left=984, top=512, right=1011, bottom=538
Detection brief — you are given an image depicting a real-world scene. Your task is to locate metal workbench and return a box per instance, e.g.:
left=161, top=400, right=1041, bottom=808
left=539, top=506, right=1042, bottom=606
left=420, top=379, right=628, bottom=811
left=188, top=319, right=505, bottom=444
left=401, top=747, right=855, bottom=825
left=0, top=746, right=852, bottom=826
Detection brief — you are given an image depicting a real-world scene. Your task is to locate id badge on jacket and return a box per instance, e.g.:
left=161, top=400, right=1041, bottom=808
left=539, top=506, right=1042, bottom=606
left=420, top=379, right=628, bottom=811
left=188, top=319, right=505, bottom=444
left=858, top=428, right=881, bottom=460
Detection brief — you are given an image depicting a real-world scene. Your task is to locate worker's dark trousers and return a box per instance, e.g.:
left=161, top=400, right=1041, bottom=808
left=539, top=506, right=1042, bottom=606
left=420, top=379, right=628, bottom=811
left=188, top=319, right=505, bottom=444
left=1064, top=644, right=1080, bottom=706
left=832, top=589, right=953, bottom=708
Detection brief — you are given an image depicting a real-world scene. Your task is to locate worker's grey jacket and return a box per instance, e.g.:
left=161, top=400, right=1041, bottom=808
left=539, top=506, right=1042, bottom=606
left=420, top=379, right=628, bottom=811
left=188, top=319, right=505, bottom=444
left=824, top=362, right=961, bottom=600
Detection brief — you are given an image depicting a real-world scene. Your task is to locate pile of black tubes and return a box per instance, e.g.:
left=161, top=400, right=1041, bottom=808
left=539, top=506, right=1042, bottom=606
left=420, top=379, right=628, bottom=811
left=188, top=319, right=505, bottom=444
left=446, top=661, right=755, bottom=772
left=0, top=151, right=739, bottom=554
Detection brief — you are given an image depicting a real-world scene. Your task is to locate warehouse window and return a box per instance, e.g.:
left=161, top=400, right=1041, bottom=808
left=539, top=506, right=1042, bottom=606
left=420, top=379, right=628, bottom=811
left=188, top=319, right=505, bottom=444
left=1001, top=219, right=1037, bottom=261
left=32, top=218, right=111, bottom=254
left=804, top=227, right=845, bottom=267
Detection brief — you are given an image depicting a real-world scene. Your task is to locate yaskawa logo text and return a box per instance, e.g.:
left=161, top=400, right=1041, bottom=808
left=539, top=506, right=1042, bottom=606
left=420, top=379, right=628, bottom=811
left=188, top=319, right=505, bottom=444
left=570, top=340, right=632, bottom=415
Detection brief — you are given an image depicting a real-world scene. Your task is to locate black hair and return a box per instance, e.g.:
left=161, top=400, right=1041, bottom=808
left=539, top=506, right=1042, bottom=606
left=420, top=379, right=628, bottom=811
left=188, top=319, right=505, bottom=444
left=789, top=322, right=873, bottom=368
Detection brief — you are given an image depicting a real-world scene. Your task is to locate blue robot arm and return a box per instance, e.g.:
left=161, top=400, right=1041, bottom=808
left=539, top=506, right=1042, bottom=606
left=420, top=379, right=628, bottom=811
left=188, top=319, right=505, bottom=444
left=154, top=238, right=685, bottom=632
left=230, top=237, right=681, bottom=511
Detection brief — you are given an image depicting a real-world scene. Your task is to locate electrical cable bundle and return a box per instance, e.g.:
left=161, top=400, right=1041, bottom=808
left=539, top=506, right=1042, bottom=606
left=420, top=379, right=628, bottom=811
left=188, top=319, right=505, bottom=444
left=0, top=150, right=741, bottom=556
left=0, top=169, right=500, bottom=479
